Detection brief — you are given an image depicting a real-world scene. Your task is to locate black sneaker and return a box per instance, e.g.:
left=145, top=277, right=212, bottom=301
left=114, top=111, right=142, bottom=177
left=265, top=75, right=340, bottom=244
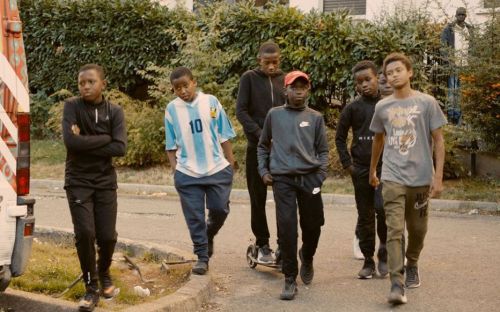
left=299, top=248, right=314, bottom=285
left=208, top=237, right=214, bottom=258
left=99, top=271, right=117, bottom=299
left=405, top=266, right=421, bottom=288
left=280, top=277, right=298, bottom=300
left=358, top=258, right=376, bottom=279
left=192, top=260, right=209, bottom=275
left=377, top=247, right=388, bottom=277
left=387, top=283, right=407, bottom=305
left=78, top=289, right=100, bottom=311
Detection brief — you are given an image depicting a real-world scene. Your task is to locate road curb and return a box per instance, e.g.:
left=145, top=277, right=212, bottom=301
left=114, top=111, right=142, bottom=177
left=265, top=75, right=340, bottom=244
left=31, top=179, right=499, bottom=212
left=1, top=226, right=214, bottom=312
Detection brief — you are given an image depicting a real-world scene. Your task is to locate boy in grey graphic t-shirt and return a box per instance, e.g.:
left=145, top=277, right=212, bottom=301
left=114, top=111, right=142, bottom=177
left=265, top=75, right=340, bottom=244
left=369, top=53, right=447, bottom=306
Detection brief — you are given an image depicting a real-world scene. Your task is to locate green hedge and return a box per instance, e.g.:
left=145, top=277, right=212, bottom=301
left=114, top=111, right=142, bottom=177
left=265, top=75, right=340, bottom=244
left=20, top=0, right=189, bottom=95
left=24, top=0, right=497, bottom=170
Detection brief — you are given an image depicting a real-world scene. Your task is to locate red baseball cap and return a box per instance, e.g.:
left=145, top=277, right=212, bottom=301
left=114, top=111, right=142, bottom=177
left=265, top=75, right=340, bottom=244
left=284, top=71, right=310, bottom=87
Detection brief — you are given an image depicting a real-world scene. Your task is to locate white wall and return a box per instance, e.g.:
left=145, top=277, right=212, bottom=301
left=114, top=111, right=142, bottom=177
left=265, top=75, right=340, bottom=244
left=290, top=0, right=494, bottom=25
left=156, top=0, right=193, bottom=11
left=289, top=0, right=321, bottom=12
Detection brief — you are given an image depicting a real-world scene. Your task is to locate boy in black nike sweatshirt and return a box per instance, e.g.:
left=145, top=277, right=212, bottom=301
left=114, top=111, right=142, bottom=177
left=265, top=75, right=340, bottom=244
left=236, top=41, right=285, bottom=263
left=258, top=71, right=328, bottom=300
left=62, top=64, right=127, bottom=312
left=335, top=60, right=387, bottom=280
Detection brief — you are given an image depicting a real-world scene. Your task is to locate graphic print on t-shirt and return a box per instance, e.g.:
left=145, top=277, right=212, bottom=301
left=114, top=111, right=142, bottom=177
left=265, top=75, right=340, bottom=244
left=387, top=105, right=421, bottom=156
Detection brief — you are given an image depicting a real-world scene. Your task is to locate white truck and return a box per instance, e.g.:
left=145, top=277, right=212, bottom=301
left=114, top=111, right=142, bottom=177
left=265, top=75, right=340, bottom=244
left=0, top=0, right=35, bottom=291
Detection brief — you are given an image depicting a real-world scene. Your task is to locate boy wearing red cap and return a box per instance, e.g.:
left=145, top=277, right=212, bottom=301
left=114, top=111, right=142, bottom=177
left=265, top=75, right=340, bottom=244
left=257, top=71, right=329, bottom=300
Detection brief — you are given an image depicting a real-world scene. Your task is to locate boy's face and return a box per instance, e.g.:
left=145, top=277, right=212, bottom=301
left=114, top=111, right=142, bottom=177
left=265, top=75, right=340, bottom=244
left=78, top=69, right=106, bottom=104
left=258, top=52, right=280, bottom=76
left=378, top=73, right=393, bottom=97
left=354, top=68, right=378, bottom=98
left=171, top=75, right=197, bottom=102
left=385, top=61, right=412, bottom=90
left=286, top=78, right=309, bottom=108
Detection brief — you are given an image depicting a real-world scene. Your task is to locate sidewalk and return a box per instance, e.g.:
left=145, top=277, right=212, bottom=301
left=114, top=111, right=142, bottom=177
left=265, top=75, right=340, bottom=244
left=31, top=179, right=499, bottom=212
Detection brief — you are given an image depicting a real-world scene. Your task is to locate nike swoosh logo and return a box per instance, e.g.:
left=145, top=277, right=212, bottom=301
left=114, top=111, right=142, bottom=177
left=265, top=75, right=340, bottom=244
left=299, top=121, right=310, bottom=127
left=414, top=200, right=428, bottom=210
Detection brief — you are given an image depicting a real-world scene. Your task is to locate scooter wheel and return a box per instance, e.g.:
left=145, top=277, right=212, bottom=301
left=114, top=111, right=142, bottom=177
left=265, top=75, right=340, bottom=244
left=246, top=245, right=257, bottom=268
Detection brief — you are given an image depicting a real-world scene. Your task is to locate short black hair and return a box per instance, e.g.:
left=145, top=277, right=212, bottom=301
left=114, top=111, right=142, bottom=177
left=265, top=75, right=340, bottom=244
left=352, top=60, right=377, bottom=77
left=170, top=66, right=194, bottom=82
left=79, top=64, right=105, bottom=80
left=383, top=52, right=413, bottom=75
left=258, top=41, right=280, bottom=56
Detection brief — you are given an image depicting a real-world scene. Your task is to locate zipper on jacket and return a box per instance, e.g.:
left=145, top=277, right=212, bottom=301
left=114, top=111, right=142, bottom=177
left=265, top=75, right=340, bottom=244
left=269, top=76, right=274, bottom=106
left=95, top=108, right=98, bottom=123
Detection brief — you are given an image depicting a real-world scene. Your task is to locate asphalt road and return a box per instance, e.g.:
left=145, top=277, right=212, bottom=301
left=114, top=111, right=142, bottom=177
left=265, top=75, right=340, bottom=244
left=31, top=188, right=500, bottom=312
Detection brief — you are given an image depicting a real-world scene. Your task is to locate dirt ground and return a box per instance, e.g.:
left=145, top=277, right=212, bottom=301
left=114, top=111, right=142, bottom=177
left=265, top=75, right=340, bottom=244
left=11, top=240, right=192, bottom=310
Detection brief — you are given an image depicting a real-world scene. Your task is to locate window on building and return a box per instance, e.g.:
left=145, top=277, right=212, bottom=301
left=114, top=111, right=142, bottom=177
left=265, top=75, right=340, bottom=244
left=323, top=0, right=366, bottom=15
left=484, top=0, right=500, bottom=8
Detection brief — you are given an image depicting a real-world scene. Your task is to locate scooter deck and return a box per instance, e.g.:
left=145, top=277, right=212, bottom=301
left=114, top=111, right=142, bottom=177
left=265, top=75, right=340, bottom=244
left=247, top=255, right=281, bottom=269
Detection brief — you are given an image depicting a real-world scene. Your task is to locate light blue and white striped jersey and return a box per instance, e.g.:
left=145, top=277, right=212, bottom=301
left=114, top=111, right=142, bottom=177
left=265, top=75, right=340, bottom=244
left=165, top=92, right=236, bottom=177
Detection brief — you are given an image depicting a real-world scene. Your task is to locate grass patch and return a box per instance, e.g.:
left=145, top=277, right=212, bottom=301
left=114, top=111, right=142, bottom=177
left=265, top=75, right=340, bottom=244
left=31, top=139, right=498, bottom=202
left=11, top=239, right=191, bottom=310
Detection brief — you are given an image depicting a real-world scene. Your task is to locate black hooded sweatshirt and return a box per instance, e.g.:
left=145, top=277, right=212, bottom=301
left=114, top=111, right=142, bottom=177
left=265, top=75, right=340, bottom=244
left=236, top=68, right=286, bottom=147
left=335, top=94, right=382, bottom=169
left=62, top=96, right=127, bottom=189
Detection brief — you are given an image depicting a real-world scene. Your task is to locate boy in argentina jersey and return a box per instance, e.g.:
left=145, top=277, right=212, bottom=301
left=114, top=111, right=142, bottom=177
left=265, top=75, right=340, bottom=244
left=165, top=67, right=236, bottom=275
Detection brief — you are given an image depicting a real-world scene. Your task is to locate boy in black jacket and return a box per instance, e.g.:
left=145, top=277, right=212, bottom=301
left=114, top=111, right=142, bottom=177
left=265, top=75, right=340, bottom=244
left=335, top=60, right=387, bottom=280
left=236, top=41, right=285, bottom=263
left=258, top=71, right=328, bottom=300
left=62, top=64, right=127, bottom=312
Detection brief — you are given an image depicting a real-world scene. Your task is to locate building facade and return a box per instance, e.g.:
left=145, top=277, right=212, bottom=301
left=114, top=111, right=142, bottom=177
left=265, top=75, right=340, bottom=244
left=290, top=0, right=498, bottom=24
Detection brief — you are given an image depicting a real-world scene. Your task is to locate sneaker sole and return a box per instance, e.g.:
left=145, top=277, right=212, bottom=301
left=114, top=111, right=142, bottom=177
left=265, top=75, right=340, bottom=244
left=405, top=282, right=421, bottom=289
left=192, top=268, right=208, bottom=275
left=102, top=287, right=120, bottom=300
left=279, top=289, right=298, bottom=300
left=388, top=294, right=408, bottom=305
left=358, top=274, right=373, bottom=279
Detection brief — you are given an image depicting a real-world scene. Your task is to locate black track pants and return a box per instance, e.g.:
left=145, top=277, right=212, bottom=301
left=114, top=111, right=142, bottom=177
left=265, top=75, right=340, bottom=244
left=66, top=187, right=118, bottom=289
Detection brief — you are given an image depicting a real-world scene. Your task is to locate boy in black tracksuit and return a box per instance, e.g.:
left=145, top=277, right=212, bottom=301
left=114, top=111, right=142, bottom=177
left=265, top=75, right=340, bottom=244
left=335, top=60, right=387, bottom=279
left=236, top=41, right=285, bottom=263
left=258, top=71, right=328, bottom=300
left=62, top=64, right=127, bottom=312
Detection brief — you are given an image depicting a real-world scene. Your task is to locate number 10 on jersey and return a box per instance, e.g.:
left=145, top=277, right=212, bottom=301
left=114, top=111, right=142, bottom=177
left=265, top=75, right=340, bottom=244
left=189, top=119, right=203, bottom=134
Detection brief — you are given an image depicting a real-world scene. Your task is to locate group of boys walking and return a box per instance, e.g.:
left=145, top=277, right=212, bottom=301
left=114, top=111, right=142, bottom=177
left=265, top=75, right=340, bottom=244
left=63, top=41, right=445, bottom=311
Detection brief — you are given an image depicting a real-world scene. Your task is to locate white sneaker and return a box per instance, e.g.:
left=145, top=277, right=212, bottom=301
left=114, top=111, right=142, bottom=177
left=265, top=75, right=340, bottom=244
left=353, top=236, right=364, bottom=260
left=257, top=245, right=275, bottom=263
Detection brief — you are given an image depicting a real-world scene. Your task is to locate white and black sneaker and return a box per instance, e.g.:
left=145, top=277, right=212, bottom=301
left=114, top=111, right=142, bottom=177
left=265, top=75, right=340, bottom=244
left=353, top=236, right=364, bottom=260
left=387, top=283, right=407, bottom=305
left=78, top=289, right=100, bottom=311
left=257, top=245, right=274, bottom=263
left=405, top=266, right=421, bottom=288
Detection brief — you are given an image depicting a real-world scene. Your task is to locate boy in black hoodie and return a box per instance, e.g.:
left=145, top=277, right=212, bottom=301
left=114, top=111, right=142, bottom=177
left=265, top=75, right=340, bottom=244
left=335, top=60, right=387, bottom=280
left=62, top=64, right=127, bottom=312
left=258, top=71, right=328, bottom=300
left=236, top=41, right=285, bottom=263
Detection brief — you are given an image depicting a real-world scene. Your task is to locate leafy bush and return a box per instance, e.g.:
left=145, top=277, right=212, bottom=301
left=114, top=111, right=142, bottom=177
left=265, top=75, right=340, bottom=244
left=459, top=14, right=500, bottom=152
left=26, top=0, right=493, bottom=172
left=105, top=90, right=167, bottom=166
left=20, top=0, right=188, bottom=96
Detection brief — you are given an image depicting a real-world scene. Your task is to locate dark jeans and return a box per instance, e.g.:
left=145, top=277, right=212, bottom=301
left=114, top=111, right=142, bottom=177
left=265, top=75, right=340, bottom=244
left=66, top=187, right=118, bottom=289
left=352, top=166, right=386, bottom=259
left=174, top=166, right=233, bottom=262
left=246, top=145, right=271, bottom=247
left=272, top=173, right=325, bottom=279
